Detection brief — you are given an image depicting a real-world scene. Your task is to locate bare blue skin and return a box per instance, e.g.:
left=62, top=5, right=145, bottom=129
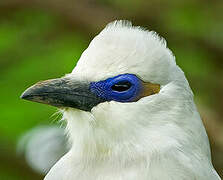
left=90, top=74, right=144, bottom=102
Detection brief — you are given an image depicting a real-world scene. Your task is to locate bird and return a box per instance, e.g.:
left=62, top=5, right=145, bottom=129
left=21, top=20, right=221, bottom=180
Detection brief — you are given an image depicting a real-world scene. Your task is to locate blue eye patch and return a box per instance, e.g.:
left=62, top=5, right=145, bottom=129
left=90, top=74, right=160, bottom=103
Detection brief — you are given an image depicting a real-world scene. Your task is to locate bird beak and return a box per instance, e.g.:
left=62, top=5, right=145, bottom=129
left=20, top=77, right=105, bottom=111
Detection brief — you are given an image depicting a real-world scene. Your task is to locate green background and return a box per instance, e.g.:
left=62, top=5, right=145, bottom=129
left=0, top=0, right=222, bottom=179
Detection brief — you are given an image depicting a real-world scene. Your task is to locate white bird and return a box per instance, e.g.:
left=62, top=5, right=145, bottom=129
left=21, top=20, right=221, bottom=180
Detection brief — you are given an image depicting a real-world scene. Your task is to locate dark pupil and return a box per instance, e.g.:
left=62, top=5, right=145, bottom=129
left=111, top=81, right=132, bottom=92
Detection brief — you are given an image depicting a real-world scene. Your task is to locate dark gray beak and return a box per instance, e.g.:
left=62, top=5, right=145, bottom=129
left=20, top=77, right=105, bottom=111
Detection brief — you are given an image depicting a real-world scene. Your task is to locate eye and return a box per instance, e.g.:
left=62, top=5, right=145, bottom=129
left=111, top=81, right=132, bottom=92
left=90, top=74, right=160, bottom=103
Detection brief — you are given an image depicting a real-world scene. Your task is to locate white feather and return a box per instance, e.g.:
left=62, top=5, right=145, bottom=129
left=45, top=20, right=221, bottom=180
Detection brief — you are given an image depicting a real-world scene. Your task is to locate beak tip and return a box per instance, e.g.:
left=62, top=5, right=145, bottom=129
left=20, top=90, right=29, bottom=100
left=20, top=87, right=33, bottom=100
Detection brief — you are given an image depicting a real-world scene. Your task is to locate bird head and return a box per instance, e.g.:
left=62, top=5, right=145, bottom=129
left=21, top=21, right=206, bottom=160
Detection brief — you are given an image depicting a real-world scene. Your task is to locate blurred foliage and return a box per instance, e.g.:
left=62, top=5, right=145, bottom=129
left=0, top=0, right=222, bottom=179
left=0, top=9, right=87, bottom=179
left=0, top=10, right=85, bottom=141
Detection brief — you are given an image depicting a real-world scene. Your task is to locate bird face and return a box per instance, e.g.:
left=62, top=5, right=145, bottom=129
left=22, top=23, right=172, bottom=112
left=21, top=21, right=192, bottom=150
left=21, top=21, right=177, bottom=113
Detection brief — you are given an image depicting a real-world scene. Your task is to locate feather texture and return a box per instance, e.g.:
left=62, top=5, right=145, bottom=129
left=45, top=20, right=220, bottom=180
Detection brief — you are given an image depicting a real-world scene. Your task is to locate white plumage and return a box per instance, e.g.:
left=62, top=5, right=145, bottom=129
left=36, top=21, right=220, bottom=180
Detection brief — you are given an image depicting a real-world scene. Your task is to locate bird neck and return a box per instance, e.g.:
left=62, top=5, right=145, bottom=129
left=63, top=108, right=145, bottom=162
